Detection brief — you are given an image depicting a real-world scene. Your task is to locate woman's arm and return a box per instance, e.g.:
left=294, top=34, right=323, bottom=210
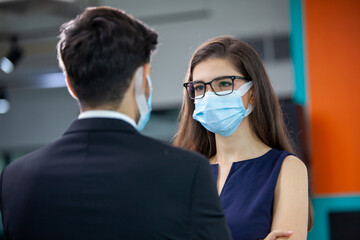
left=271, top=155, right=309, bottom=240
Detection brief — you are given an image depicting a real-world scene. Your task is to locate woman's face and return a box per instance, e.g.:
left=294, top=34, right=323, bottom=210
left=192, top=58, right=253, bottom=107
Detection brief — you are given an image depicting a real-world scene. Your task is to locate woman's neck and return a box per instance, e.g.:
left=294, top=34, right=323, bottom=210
left=211, top=118, right=271, bottom=164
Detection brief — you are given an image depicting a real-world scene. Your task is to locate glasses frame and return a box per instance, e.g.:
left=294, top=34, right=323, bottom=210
left=183, top=75, right=250, bottom=99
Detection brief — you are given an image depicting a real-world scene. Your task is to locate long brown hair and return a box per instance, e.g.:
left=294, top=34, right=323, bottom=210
left=173, top=36, right=313, bottom=230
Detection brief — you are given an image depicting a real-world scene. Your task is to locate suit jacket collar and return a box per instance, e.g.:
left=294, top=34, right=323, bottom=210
left=64, top=118, right=138, bottom=135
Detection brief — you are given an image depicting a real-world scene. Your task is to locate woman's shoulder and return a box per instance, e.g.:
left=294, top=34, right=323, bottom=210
left=270, top=149, right=306, bottom=167
left=281, top=154, right=308, bottom=173
left=274, top=154, right=309, bottom=214
left=266, top=149, right=308, bottom=181
left=277, top=154, right=309, bottom=190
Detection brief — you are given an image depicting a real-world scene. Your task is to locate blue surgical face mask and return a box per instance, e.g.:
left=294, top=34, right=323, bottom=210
left=192, top=81, right=253, bottom=137
left=134, top=66, right=152, bottom=131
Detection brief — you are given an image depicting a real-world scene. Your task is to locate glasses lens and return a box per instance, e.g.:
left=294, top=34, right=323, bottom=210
left=187, top=82, right=205, bottom=99
left=212, top=77, right=233, bottom=95
left=186, top=83, right=195, bottom=99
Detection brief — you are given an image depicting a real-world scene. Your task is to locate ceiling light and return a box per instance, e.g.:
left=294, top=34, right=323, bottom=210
left=0, top=36, right=23, bottom=74
left=0, top=86, right=10, bottom=114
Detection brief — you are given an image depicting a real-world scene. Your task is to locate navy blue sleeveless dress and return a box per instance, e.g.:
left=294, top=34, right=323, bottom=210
left=210, top=149, right=292, bottom=240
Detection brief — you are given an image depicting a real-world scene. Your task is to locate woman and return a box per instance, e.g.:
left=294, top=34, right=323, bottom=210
left=174, top=36, right=313, bottom=240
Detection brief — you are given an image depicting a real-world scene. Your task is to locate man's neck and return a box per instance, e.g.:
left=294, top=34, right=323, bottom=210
left=78, top=109, right=138, bottom=129
left=81, top=104, right=137, bottom=122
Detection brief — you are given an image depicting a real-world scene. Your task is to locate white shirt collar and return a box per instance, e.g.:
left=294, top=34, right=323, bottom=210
left=78, top=110, right=137, bottom=129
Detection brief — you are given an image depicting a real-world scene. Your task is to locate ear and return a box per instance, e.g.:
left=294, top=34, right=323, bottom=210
left=142, top=63, right=151, bottom=96
left=249, top=87, right=255, bottom=105
left=65, top=75, right=78, bottom=100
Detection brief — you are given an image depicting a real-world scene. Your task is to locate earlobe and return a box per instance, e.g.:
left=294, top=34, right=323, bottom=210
left=250, top=95, right=254, bottom=105
left=65, top=75, right=78, bottom=99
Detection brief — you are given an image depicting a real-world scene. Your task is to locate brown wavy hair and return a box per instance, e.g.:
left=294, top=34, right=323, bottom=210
left=173, top=36, right=313, bottom=230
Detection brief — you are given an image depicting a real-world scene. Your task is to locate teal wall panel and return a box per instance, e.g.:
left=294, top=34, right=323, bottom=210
left=289, top=0, right=306, bottom=105
left=308, top=195, right=360, bottom=240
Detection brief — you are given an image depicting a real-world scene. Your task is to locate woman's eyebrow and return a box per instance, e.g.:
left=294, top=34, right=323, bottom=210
left=193, top=75, right=231, bottom=82
left=192, top=79, right=204, bottom=82
left=212, top=75, right=232, bottom=81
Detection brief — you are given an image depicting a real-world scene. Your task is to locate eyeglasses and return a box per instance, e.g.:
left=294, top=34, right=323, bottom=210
left=183, top=76, right=250, bottom=99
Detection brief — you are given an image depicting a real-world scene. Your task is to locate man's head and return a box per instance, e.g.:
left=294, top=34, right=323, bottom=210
left=57, top=6, right=158, bottom=111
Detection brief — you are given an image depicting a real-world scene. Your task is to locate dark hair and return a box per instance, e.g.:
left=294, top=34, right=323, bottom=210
left=57, top=6, right=158, bottom=108
left=173, top=36, right=313, bottom=230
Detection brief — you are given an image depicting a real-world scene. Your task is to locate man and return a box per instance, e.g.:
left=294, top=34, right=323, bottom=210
left=0, top=6, right=232, bottom=240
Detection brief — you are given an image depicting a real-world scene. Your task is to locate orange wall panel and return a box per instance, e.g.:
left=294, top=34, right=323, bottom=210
left=305, top=0, right=360, bottom=194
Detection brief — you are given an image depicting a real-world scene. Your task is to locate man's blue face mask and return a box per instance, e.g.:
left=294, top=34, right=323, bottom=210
left=192, top=81, right=253, bottom=137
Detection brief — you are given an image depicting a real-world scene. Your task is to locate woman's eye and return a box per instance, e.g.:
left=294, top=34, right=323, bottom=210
left=194, top=85, right=204, bottom=92
left=219, top=81, right=231, bottom=87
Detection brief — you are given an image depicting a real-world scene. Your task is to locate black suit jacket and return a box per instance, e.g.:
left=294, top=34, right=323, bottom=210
left=0, top=118, right=231, bottom=240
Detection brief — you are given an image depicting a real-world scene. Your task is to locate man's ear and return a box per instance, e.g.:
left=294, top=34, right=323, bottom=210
left=142, top=63, right=151, bottom=95
left=65, top=75, right=78, bottom=100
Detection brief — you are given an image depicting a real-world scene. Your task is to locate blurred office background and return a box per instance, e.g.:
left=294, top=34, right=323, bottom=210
left=0, top=0, right=359, bottom=239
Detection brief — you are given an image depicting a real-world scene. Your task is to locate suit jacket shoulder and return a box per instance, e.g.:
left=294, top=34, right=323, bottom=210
left=0, top=118, right=231, bottom=240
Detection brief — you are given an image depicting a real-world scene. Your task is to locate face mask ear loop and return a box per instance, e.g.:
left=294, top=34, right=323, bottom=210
left=147, top=75, right=153, bottom=94
left=146, top=75, right=153, bottom=112
left=245, top=103, right=253, bottom=116
left=134, top=66, right=149, bottom=127
left=239, top=81, right=254, bottom=116
left=238, top=81, right=253, bottom=96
